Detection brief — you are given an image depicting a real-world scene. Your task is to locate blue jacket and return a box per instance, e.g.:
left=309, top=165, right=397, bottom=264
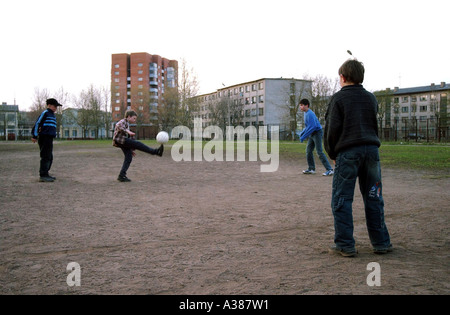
left=32, top=108, right=57, bottom=139
left=298, top=109, right=322, bottom=142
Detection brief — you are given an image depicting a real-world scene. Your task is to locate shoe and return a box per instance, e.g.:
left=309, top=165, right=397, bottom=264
left=373, top=244, right=393, bottom=254
left=323, top=169, right=334, bottom=176
left=303, top=169, right=316, bottom=174
left=48, top=175, right=56, bottom=180
left=157, top=144, right=164, bottom=157
left=328, top=245, right=357, bottom=257
left=39, top=176, right=54, bottom=182
left=117, top=175, right=131, bottom=182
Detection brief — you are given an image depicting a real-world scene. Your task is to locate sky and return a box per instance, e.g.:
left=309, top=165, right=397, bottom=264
left=1, top=0, right=449, bottom=111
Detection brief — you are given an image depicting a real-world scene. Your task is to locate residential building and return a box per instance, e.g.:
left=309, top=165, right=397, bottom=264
left=111, top=52, right=178, bottom=139
left=376, top=82, right=449, bottom=141
left=60, top=108, right=110, bottom=139
left=0, top=102, right=19, bottom=140
left=193, top=78, right=311, bottom=139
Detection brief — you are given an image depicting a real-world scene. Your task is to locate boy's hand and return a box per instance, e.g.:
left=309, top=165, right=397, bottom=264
left=128, top=131, right=135, bottom=137
left=31, top=138, right=37, bottom=143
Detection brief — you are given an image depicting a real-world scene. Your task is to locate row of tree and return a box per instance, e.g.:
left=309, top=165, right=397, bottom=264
left=27, top=59, right=340, bottom=139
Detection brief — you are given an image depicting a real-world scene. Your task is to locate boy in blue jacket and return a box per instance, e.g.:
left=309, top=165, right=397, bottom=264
left=31, top=98, right=62, bottom=182
left=298, top=99, right=333, bottom=176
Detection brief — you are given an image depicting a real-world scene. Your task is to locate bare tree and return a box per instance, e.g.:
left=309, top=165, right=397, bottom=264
left=29, top=87, right=50, bottom=121
left=178, top=59, right=200, bottom=128
left=309, top=74, right=339, bottom=123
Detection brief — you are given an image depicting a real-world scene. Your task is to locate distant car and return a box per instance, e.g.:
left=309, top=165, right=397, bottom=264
left=407, top=133, right=424, bottom=140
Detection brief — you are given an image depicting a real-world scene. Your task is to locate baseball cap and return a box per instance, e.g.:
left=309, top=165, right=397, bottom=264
left=46, top=98, right=63, bottom=106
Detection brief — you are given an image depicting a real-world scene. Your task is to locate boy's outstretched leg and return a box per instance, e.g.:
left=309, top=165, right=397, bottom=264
left=123, top=138, right=163, bottom=156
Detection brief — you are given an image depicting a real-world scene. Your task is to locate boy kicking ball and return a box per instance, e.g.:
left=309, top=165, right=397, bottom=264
left=113, top=110, right=163, bottom=182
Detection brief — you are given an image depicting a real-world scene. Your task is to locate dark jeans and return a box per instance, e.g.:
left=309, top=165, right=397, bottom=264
left=119, top=138, right=158, bottom=177
left=306, top=129, right=332, bottom=171
left=331, top=145, right=391, bottom=251
left=38, top=135, right=53, bottom=177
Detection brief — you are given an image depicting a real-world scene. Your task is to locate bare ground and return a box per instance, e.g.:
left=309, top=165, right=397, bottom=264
left=0, top=142, right=449, bottom=295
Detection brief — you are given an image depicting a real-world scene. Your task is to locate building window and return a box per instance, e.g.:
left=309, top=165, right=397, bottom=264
left=114, top=78, right=120, bottom=83
left=138, top=63, right=143, bottom=67
left=259, top=95, right=264, bottom=103
left=420, top=105, right=427, bottom=112
left=115, top=107, right=120, bottom=111
left=259, top=82, right=264, bottom=90
left=114, top=64, right=119, bottom=68
left=402, top=96, right=408, bottom=103
left=115, top=71, right=119, bottom=75
left=402, top=107, right=408, bottom=113
left=420, top=95, right=427, bottom=101
left=259, top=108, right=264, bottom=116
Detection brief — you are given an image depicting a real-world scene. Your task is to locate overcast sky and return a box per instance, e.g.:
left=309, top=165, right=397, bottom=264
left=1, top=0, right=448, bottom=110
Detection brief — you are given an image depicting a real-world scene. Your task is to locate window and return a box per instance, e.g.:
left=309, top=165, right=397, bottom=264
left=138, top=70, right=143, bottom=74
left=420, top=95, right=427, bottom=101
left=115, top=71, right=119, bottom=75
left=259, top=82, right=264, bottom=90
left=114, top=78, right=120, bottom=83
left=115, top=107, right=120, bottom=111
left=402, top=96, right=408, bottom=103
left=259, top=108, right=264, bottom=116
left=259, top=95, right=264, bottom=103
left=411, top=96, right=417, bottom=102
left=252, top=84, right=257, bottom=91
left=251, top=96, right=256, bottom=104
left=138, top=63, right=143, bottom=67
left=420, top=106, right=427, bottom=112
left=114, top=64, right=119, bottom=68
left=402, top=107, right=408, bottom=113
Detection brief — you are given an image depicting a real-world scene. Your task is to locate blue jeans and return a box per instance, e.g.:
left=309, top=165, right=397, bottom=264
left=306, top=129, right=332, bottom=171
left=331, top=145, right=391, bottom=251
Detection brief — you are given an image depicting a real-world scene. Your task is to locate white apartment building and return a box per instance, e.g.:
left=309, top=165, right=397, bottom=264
left=380, top=81, right=449, bottom=140
left=194, top=78, right=311, bottom=138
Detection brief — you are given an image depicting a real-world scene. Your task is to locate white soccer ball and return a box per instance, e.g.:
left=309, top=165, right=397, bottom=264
left=156, top=131, right=169, bottom=144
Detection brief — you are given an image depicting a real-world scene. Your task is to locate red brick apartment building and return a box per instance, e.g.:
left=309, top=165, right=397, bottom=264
left=111, top=52, right=178, bottom=138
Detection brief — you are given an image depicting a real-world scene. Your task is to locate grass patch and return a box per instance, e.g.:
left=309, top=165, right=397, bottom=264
left=2, top=139, right=449, bottom=172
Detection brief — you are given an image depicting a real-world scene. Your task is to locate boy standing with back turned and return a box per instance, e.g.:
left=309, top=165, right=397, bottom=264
left=324, top=59, right=392, bottom=257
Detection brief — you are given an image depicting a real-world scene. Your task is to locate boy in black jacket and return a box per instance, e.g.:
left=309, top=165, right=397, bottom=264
left=31, top=98, right=62, bottom=182
left=324, top=59, right=392, bottom=257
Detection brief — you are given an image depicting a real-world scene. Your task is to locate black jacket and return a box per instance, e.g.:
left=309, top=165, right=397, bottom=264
left=324, top=84, right=380, bottom=160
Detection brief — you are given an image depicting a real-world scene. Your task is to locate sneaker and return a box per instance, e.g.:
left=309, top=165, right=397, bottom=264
left=303, top=169, right=316, bottom=174
left=39, top=176, right=54, bottom=182
left=117, top=175, right=131, bottom=182
left=323, top=169, right=334, bottom=176
left=373, top=244, right=393, bottom=254
left=328, top=245, right=357, bottom=257
left=157, top=144, right=164, bottom=157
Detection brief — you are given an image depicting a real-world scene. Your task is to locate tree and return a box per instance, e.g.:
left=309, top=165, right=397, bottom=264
left=309, top=74, right=339, bottom=123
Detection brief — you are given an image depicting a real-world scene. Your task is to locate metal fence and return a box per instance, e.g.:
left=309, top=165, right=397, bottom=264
left=377, top=117, right=449, bottom=142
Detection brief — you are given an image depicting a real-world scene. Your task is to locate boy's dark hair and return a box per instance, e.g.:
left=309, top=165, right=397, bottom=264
left=299, top=99, right=310, bottom=106
left=339, top=59, right=365, bottom=84
left=125, top=110, right=137, bottom=118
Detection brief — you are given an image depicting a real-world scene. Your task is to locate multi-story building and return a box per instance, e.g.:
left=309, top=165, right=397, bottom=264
left=111, top=52, right=178, bottom=138
left=0, top=102, right=19, bottom=140
left=193, top=78, right=311, bottom=139
left=376, top=82, right=449, bottom=141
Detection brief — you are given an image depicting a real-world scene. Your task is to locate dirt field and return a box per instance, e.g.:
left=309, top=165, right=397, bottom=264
left=0, top=141, right=449, bottom=295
